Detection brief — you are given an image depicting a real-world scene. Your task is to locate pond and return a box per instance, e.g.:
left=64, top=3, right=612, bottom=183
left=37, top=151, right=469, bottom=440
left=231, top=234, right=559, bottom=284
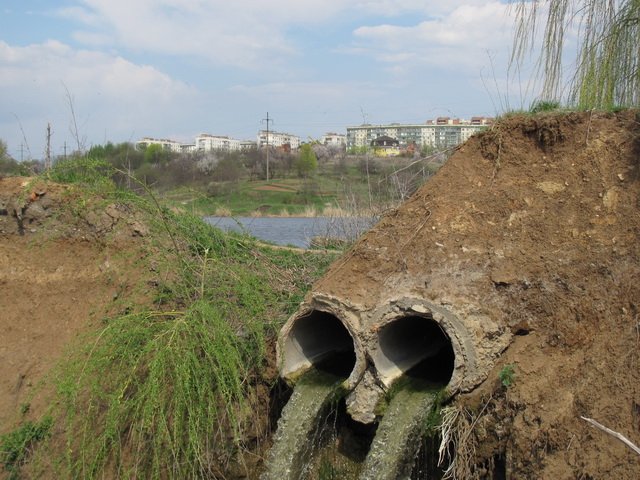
left=203, top=216, right=375, bottom=249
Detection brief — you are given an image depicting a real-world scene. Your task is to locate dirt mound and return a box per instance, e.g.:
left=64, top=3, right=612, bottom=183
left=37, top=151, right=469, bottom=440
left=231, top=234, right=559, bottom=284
left=314, top=111, right=640, bottom=478
left=0, top=177, right=153, bottom=434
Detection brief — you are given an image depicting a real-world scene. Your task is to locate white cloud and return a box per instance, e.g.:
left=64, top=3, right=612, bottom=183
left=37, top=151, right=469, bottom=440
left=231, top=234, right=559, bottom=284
left=0, top=40, right=198, bottom=155
left=352, top=0, right=497, bottom=17
left=58, top=0, right=354, bottom=68
left=352, top=2, right=515, bottom=72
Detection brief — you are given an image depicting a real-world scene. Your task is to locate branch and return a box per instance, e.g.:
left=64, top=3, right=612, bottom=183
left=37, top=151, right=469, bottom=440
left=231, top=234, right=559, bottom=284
left=581, top=416, right=640, bottom=456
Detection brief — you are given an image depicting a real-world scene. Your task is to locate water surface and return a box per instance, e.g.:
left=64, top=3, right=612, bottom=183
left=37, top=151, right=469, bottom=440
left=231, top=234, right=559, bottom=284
left=204, top=216, right=374, bottom=248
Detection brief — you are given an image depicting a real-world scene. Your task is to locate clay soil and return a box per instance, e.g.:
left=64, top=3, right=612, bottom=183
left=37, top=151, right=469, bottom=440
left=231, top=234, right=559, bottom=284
left=316, top=110, right=640, bottom=478
left=0, top=178, right=154, bottom=436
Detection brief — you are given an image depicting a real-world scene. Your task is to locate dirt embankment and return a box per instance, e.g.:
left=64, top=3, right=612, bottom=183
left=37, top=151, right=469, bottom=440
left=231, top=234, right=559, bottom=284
left=314, top=111, right=640, bottom=478
left=0, top=178, right=153, bottom=434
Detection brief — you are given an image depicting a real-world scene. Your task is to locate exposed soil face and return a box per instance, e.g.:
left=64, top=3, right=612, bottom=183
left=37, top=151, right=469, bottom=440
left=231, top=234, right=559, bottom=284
left=313, top=111, right=640, bottom=478
left=0, top=177, right=153, bottom=434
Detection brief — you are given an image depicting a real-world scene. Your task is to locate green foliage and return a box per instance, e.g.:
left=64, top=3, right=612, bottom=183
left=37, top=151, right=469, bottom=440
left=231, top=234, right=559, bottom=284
left=1, top=417, right=52, bottom=479
left=144, top=143, right=169, bottom=165
left=295, top=144, right=318, bottom=178
left=529, top=100, right=561, bottom=113
left=33, top=166, right=336, bottom=478
left=212, top=154, right=246, bottom=182
left=89, top=142, right=145, bottom=171
left=498, top=364, right=516, bottom=388
left=0, top=139, right=37, bottom=176
left=46, top=156, right=116, bottom=190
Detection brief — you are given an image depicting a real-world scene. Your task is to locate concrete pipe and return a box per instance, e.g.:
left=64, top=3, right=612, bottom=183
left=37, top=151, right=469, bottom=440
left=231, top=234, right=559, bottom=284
left=277, top=295, right=366, bottom=390
left=277, top=290, right=504, bottom=423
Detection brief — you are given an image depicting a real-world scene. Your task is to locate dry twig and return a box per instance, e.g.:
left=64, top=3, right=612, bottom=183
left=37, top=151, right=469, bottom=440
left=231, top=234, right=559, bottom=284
left=581, top=416, right=640, bottom=456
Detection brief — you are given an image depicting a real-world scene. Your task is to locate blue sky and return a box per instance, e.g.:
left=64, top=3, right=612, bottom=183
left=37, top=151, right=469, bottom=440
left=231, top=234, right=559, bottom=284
left=0, top=1, right=542, bottom=159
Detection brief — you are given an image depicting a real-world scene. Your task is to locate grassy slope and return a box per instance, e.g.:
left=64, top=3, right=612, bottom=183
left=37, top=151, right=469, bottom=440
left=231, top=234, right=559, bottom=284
left=0, top=159, right=337, bottom=479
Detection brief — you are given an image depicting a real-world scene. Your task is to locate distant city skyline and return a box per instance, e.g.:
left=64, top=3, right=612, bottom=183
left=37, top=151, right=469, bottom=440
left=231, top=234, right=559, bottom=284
left=1, top=1, right=556, bottom=160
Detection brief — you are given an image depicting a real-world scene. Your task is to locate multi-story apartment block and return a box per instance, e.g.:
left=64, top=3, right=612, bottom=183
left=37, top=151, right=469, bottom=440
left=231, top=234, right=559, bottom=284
left=257, top=130, right=301, bottom=150
left=195, top=134, right=242, bottom=152
left=137, top=134, right=249, bottom=154
left=321, top=133, right=347, bottom=147
left=135, top=137, right=184, bottom=153
left=346, top=117, right=492, bottom=152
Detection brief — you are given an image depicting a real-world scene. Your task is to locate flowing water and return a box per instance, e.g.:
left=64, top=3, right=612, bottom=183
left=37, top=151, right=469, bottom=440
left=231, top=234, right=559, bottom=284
left=359, top=379, right=440, bottom=480
left=263, top=374, right=442, bottom=480
left=261, top=369, right=346, bottom=480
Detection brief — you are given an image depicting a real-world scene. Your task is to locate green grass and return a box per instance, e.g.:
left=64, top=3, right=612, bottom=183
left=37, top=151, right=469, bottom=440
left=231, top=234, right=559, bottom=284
left=1, top=417, right=52, bottom=480
left=498, top=364, right=516, bottom=388
left=16, top=157, right=338, bottom=479
left=159, top=159, right=434, bottom=217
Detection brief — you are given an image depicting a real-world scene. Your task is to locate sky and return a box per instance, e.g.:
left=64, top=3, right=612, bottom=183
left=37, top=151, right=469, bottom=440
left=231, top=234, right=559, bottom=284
left=0, top=0, right=544, bottom=160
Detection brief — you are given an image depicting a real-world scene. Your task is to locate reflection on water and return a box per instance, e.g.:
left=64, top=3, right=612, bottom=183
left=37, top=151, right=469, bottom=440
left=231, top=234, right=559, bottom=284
left=204, top=216, right=375, bottom=248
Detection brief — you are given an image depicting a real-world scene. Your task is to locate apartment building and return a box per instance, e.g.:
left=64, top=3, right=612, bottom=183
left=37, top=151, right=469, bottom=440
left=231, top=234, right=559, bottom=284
left=346, top=117, right=492, bottom=151
left=321, top=133, right=347, bottom=147
left=135, top=137, right=184, bottom=153
left=257, top=130, right=301, bottom=150
left=137, top=134, right=250, bottom=154
left=195, top=134, right=242, bottom=152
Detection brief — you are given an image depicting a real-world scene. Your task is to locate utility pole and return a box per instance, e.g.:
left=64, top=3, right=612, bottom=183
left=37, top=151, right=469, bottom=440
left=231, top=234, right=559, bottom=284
left=262, top=112, right=273, bottom=182
left=45, top=123, right=52, bottom=170
left=63, top=141, right=67, bottom=160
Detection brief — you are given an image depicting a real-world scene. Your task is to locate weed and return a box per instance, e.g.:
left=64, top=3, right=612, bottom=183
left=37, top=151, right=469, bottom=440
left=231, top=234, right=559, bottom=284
left=529, top=100, right=561, bottom=113
left=0, top=417, right=52, bottom=479
left=6, top=157, right=337, bottom=478
left=498, top=364, right=516, bottom=388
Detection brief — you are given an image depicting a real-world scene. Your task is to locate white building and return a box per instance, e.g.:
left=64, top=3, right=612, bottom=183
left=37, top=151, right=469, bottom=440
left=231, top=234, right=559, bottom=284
left=195, top=134, right=242, bottom=152
left=346, top=117, right=493, bottom=151
left=321, top=133, right=347, bottom=147
left=257, top=130, right=301, bottom=150
left=135, top=137, right=183, bottom=153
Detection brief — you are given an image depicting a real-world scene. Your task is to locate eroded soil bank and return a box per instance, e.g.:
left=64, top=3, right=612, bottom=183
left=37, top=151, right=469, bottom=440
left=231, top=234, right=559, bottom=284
left=299, top=110, right=640, bottom=478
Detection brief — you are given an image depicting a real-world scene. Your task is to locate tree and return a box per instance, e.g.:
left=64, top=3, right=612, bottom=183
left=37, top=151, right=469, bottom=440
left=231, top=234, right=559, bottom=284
left=511, top=0, right=640, bottom=109
left=143, top=143, right=169, bottom=166
left=295, top=144, right=318, bottom=178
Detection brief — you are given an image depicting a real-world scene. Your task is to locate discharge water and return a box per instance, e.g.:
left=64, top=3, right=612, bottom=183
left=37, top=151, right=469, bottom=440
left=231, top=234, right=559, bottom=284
left=263, top=373, right=441, bottom=479
left=262, top=369, right=345, bottom=480
left=359, top=379, right=440, bottom=480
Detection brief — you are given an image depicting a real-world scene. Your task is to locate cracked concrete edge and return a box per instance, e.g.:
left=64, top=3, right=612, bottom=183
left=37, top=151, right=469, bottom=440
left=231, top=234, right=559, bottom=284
left=277, top=293, right=367, bottom=391
left=278, top=292, right=513, bottom=419
left=367, top=296, right=512, bottom=394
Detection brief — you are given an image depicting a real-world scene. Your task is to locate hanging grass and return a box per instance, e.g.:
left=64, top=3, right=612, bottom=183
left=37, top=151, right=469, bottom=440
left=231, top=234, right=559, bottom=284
left=12, top=158, right=338, bottom=479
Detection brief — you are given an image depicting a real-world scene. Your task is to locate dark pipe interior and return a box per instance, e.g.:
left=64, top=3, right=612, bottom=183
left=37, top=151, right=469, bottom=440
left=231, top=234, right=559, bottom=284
left=288, top=310, right=356, bottom=378
left=378, top=315, right=455, bottom=385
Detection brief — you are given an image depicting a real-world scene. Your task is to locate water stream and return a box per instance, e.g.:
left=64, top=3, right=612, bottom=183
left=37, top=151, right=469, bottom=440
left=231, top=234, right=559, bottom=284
left=261, top=369, right=346, bottom=480
left=359, top=379, right=440, bottom=480
left=263, top=374, right=442, bottom=480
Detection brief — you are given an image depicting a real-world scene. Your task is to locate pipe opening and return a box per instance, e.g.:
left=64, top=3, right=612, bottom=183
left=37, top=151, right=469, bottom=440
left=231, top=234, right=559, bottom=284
left=374, top=315, right=455, bottom=386
left=282, top=310, right=356, bottom=379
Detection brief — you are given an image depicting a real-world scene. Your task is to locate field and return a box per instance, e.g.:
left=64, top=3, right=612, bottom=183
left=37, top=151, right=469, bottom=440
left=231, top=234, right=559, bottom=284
left=158, top=156, right=443, bottom=217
